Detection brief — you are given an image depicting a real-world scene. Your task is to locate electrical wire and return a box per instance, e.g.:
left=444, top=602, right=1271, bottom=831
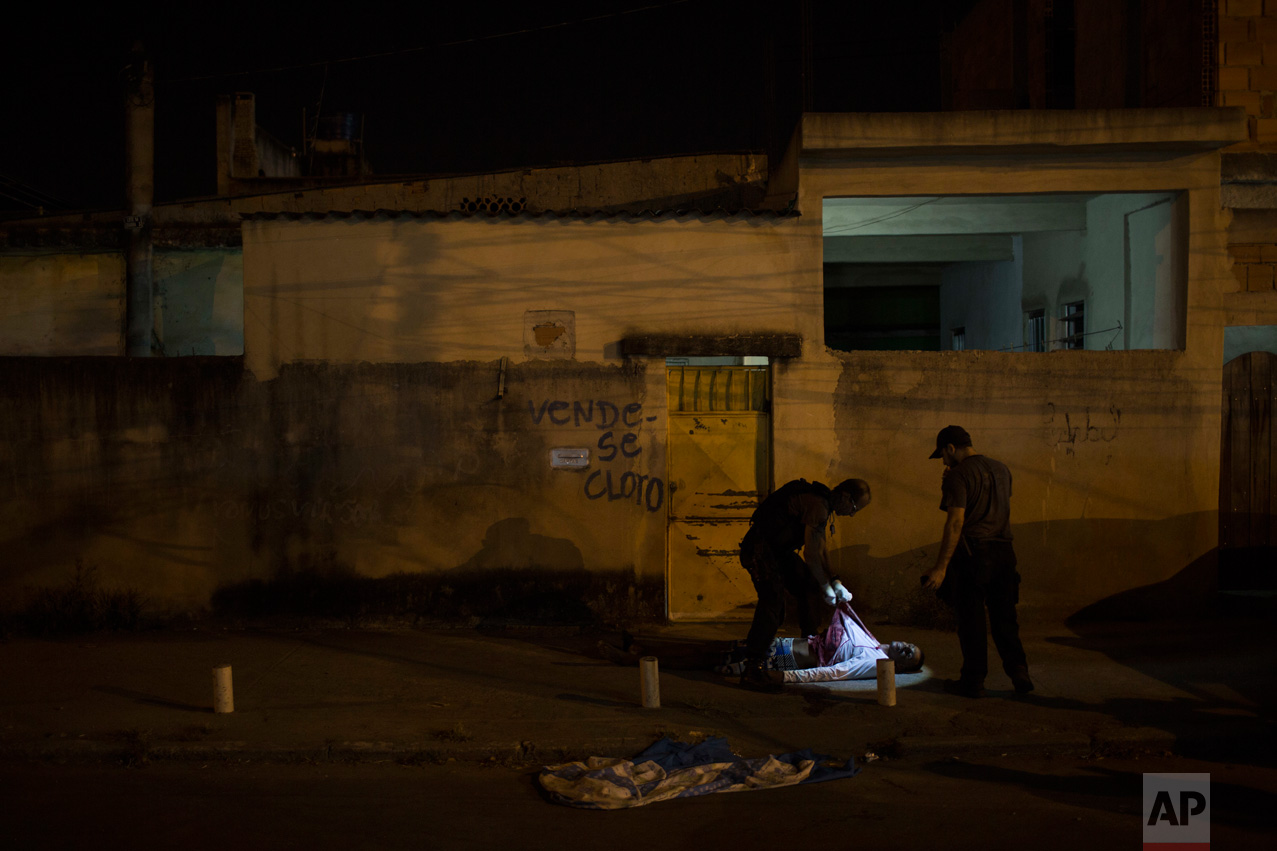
left=821, top=197, right=942, bottom=236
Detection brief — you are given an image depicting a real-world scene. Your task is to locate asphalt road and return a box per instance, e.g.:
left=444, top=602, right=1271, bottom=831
left=1, top=753, right=1272, bottom=850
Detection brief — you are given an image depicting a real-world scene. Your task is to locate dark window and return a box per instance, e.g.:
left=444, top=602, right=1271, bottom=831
left=1061, top=301, right=1085, bottom=349
left=1026, top=309, right=1046, bottom=353
left=824, top=285, right=940, bottom=351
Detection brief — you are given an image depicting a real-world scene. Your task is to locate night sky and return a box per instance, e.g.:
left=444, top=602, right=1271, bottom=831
left=3, top=2, right=953, bottom=213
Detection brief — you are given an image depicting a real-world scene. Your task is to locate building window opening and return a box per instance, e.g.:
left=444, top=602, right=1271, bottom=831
left=1026, top=310, right=1046, bottom=352
left=822, top=192, right=1186, bottom=352
left=1061, top=301, right=1085, bottom=349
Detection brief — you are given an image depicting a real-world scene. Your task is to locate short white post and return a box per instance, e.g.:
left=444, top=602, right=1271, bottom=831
left=212, top=663, right=234, bottom=714
left=876, top=658, right=896, bottom=707
left=640, top=656, right=660, bottom=709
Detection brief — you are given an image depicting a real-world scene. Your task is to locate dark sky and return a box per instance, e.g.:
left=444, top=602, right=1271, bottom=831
left=3, top=1, right=952, bottom=213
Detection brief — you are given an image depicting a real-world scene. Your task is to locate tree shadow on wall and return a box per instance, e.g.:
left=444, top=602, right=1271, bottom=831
left=457, top=517, right=584, bottom=573
left=450, top=517, right=594, bottom=624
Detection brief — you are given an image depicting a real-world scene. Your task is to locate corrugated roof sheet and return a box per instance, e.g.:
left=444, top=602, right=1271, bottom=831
left=238, top=207, right=797, bottom=222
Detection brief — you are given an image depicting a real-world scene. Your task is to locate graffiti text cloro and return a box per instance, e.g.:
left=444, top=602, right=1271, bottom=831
left=529, top=398, right=668, bottom=513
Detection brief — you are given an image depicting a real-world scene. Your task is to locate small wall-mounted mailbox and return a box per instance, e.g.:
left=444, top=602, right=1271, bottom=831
left=550, top=448, right=590, bottom=469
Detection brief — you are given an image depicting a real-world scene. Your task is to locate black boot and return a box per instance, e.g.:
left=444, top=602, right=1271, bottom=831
left=740, top=660, right=784, bottom=694
left=1008, top=666, right=1034, bottom=694
left=943, top=678, right=985, bottom=699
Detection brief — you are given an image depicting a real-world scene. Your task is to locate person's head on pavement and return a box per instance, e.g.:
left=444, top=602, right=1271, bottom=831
left=885, top=641, right=924, bottom=673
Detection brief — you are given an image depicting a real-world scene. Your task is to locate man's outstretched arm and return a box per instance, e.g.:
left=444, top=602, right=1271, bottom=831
left=923, top=507, right=965, bottom=591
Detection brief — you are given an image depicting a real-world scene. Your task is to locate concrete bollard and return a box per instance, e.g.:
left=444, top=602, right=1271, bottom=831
left=212, top=663, right=234, bottom=714
left=876, top=658, right=896, bottom=707
left=640, top=656, right=660, bottom=709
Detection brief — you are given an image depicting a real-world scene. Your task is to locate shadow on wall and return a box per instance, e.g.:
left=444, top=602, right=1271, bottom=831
left=830, top=513, right=1218, bottom=626
left=457, top=517, right=585, bottom=572
left=210, top=518, right=662, bottom=626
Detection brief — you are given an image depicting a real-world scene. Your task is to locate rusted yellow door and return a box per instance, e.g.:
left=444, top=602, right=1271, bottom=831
left=667, top=366, right=770, bottom=620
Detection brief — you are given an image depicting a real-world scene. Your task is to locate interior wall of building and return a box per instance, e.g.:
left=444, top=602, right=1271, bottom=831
left=1083, top=192, right=1182, bottom=351
left=939, top=237, right=1024, bottom=351
left=154, top=249, right=244, bottom=356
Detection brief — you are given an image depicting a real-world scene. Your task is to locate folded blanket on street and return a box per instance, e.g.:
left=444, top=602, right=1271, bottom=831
left=538, top=736, right=858, bottom=809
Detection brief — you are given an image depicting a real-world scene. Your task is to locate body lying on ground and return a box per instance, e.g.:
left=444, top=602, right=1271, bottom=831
left=597, top=603, right=923, bottom=684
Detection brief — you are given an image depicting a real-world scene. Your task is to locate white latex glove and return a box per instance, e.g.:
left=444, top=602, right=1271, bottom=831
left=831, top=579, right=853, bottom=604
left=821, top=583, right=838, bottom=606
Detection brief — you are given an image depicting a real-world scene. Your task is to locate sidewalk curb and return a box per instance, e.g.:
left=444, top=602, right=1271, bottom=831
left=0, top=732, right=1113, bottom=766
left=2, top=726, right=1263, bottom=767
left=0, top=736, right=662, bottom=766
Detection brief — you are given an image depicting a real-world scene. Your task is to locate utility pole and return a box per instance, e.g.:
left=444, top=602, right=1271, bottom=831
left=124, top=42, right=154, bottom=357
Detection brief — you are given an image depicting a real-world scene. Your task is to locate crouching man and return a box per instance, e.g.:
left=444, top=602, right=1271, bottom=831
left=738, top=477, right=871, bottom=692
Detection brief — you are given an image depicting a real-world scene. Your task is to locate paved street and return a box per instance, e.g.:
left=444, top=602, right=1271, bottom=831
left=2, top=753, right=1272, bottom=850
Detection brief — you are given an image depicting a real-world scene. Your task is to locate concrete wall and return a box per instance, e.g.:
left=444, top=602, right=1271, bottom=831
left=0, top=114, right=1248, bottom=623
left=241, top=213, right=810, bottom=379
left=0, top=249, right=243, bottom=358
left=0, top=253, right=124, bottom=356
left=798, top=144, right=1231, bottom=617
left=0, top=358, right=668, bottom=620
left=1224, top=323, right=1277, bottom=360
left=155, top=250, right=244, bottom=356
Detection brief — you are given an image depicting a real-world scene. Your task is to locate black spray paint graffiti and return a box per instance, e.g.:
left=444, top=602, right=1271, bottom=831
left=1045, top=403, right=1121, bottom=455
left=528, top=398, right=667, bottom=512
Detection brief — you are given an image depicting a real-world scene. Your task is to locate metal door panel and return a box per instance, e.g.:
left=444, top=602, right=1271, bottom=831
left=666, top=366, right=769, bottom=620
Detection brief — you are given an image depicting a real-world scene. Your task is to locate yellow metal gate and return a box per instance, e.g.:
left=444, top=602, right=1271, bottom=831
left=666, top=366, right=770, bottom=620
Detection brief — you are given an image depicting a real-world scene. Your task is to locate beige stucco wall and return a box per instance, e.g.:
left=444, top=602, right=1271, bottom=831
left=0, top=249, right=244, bottom=358
left=242, top=214, right=810, bottom=379
left=239, top=214, right=810, bottom=616
left=154, top=250, right=244, bottom=356
left=790, top=145, right=1233, bottom=615
left=0, top=110, right=1251, bottom=622
left=0, top=253, right=125, bottom=356
left=242, top=137, right=1235, bottom=619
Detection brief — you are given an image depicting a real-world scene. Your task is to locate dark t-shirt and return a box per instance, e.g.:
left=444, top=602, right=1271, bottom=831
left=753, top=492, right=831, bottom=552
left=940, top=455, right=1013, bottom=543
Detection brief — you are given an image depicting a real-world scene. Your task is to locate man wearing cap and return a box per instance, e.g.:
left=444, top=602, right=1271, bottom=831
left=922, top=426, right=1033, bottom=698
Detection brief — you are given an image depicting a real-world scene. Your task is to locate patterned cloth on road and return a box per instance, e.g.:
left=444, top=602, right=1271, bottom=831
left=538, top=737, right=858, bottom=809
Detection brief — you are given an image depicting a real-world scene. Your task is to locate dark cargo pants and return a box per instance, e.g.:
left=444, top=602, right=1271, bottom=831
left=949, top=540, right=1029, bottom=686
left=740, top=531, right=824, bottom=663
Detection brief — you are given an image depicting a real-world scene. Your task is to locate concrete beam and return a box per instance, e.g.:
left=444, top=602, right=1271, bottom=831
left=801, top=108, right=1248, bottom=157
left=823, top=196, right=1086, bottom=236
left=823, top=234, right=1015, bottom=263
left=620, top=333, right=802, bottom=359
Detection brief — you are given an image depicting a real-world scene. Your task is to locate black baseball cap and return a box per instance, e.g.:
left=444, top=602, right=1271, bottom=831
left=929, top=425, right=972, bottom=459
